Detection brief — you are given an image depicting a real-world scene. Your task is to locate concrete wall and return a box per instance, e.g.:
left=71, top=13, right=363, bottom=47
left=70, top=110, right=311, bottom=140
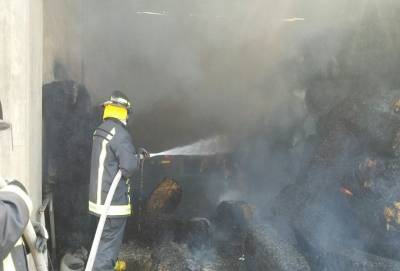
left=43, top=0, right=83, bottom=84
left=0, top=0, right=43, bottom=217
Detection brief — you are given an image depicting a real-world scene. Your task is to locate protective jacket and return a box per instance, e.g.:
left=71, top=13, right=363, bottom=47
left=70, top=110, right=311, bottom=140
left=89, top=118, right=139, bottom=217
left=0, top=184, right=32, bottom=271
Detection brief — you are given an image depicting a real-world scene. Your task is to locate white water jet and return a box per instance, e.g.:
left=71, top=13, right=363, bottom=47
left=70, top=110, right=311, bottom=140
left=150, top=136, right=232, bottom=157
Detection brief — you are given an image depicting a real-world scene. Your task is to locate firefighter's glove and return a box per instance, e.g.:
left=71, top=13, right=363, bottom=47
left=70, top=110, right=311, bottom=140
left=138, top=148, right=150, bottom=159
left=33, top=222, right=49, bottom=253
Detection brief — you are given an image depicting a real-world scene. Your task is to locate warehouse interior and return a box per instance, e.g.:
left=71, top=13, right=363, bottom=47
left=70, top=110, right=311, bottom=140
left=2, top=0, right=400, bottom=270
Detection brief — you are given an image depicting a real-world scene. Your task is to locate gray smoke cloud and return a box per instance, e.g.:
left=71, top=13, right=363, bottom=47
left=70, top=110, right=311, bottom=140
left=80, top=0, right=400, bottom=151
left=79, top=0, right=391, bottom=150
left=79, top=0, right=400, bottom=150
left=78, top=0, right=400, bottom=223
left=78, top=0, right=400, bottom=225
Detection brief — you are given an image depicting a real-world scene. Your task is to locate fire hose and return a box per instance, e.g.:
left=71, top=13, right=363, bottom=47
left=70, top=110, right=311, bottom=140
left=85, top=170, right=122, bottom=271
left=24, top=221, right=48, bottom=271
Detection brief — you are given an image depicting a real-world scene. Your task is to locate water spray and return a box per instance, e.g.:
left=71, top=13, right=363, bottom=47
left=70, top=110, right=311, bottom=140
left=149, top=136, right=232, bottom=157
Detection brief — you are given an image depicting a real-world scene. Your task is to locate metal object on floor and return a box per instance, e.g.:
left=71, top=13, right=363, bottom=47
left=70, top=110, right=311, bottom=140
left=40, top=193, right=57, bottom=265
left=138, top=159, right=145, bottom=232
left=49, top=194, right=56, bottom=265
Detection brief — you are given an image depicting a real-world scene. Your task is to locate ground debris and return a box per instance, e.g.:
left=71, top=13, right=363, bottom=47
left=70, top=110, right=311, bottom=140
left=246, top=224, right=311, bottom=271
left=119, top=242, right=153, bottom=271
left=119, top=241, right=233, bottom=271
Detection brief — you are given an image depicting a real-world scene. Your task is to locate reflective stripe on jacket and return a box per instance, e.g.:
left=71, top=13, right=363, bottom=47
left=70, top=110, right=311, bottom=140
left=0, top=184, right=31, bottom=271
left=88, top=119, right=139, bottom=217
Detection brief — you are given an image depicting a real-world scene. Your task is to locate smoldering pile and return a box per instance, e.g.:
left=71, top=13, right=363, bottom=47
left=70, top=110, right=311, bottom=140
left=43, top=81, right=96, bottom=257
left=269, top=87, right=400, bottom=270
left=121, top=194, right=312, bottom=271
left=43, top=80, right=400, bottom=270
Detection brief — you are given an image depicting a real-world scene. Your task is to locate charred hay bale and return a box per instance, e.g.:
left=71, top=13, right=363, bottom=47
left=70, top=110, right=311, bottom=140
left=213, top=201, right=254, bottom=263
left=151, top=242, right=190, bottom=271
left=273, top=139, right=400, bottom=262
left=325, top=248, right=400, bottom=271
left=296, top=228, right=400, bottom=271
left=291, top=171, right=361, bottom=244
left=180, top=217, right=212, bottom=251
left=343, top=156, right=392, bottom=229
left=271, top=124, right=360, bottom=226
left=136, top=215, right=179, bottom=246
left=245, top=224, right=311, bottom=271
left=271, top=119, right=361, bottom=221
left=272, top=159, right=368, bottom=263
left=346, top=157, right=400, bottom=260
left=294, top=205, right=400, bottom=270
left=145, top=178, right=182, bottom=216
left=136, top=179, right=182, bottom=245
left=305, top=79, right=351, bottom=118
left=319, top=88, right=400, bottom=157
left=214, top=201, right=254, bottom=234
left=273, top=88, right=400, bottom=268
left=43, top=80, right=93, bottom=253
left=311, top=123, right=360, bottom=167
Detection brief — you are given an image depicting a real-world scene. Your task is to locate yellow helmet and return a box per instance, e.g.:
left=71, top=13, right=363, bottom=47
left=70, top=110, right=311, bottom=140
left=102, top=91, right=132, bottom=121
left=103, top=91, right=132, bottom=111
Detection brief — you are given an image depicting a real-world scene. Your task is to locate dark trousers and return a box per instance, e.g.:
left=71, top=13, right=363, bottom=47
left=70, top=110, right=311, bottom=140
left=93, top=217, right=127, bottom=271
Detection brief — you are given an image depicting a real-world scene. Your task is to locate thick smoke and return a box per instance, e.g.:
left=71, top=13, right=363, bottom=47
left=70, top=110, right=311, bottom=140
left=48, top=0, right=400, bottom=268
left=79, top=0, right=400, bottom=215
left=81, top=0, right=400, bottom=151
left=79, top=1, right=312, bottom=149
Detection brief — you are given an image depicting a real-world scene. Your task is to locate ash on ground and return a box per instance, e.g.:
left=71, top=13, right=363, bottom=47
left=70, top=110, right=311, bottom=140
left=119, top=241, right=233, bottom=271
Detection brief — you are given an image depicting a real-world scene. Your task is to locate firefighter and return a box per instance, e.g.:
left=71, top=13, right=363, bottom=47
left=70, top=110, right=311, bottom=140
left=0, top=101, right=47, bottom=271
left=0, top=178, right=32, bottom=271
left=88, top=91, right=149, bottom=271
